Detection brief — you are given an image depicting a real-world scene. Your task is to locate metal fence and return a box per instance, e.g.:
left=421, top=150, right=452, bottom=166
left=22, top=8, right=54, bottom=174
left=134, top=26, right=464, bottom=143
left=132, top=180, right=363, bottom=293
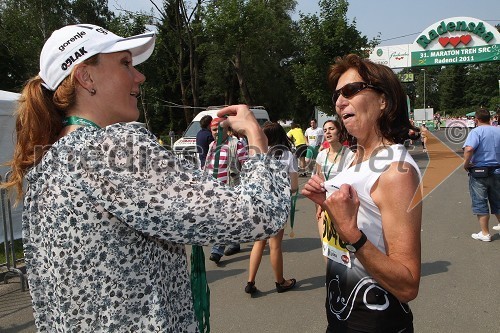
left=0, top=172, right=28, bottom=291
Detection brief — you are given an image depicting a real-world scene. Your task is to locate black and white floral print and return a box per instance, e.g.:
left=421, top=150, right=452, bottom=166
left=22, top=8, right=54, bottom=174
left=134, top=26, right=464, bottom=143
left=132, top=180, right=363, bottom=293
left=23, top=123, right=290, bottom=332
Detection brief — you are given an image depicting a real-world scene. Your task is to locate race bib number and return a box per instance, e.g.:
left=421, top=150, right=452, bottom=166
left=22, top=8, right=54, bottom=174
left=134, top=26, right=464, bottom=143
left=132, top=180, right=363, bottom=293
left=321, top=211, right=351, bottom=268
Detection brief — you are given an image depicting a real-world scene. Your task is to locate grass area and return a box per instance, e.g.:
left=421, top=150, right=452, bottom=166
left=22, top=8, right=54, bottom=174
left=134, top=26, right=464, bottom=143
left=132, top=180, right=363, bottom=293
left=0, top=239, right=24, bottom=266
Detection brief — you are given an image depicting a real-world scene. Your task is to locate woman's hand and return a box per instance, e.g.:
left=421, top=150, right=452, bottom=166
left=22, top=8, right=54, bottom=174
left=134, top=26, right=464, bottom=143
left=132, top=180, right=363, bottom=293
left=315, top=205, right=323, bottom=221
left=217, top=104, right=260, bottom=137
left=217, top=104, right=267, bottom=155
left=301, top=175, right=326, bottom=206
left=323, top=184, right=361, bottom=244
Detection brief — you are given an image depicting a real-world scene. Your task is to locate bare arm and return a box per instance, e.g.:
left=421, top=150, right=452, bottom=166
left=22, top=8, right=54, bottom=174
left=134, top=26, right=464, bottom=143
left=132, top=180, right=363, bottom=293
left=463, top=146, right=474, bottom=171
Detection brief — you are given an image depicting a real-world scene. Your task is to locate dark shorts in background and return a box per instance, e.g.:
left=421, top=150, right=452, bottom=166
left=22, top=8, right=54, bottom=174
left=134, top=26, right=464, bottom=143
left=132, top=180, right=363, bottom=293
left=294, top=144, right=307, bottom=159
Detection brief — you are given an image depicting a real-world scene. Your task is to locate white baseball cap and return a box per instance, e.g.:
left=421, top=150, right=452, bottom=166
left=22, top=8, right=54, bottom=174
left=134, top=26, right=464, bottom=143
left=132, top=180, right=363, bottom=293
left=39, top=24, right=156, bottom=91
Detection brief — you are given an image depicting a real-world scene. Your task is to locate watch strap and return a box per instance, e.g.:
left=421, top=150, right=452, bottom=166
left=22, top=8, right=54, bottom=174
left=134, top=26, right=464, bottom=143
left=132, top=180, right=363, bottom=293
left=349, top=230, right=367, bottom=252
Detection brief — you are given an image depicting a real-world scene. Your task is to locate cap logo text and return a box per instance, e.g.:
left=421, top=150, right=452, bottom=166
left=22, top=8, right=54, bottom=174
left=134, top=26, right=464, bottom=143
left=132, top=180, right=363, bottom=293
left=59, top=31, right=86, bottom=52
left=61, top=47, right=88, bottom=70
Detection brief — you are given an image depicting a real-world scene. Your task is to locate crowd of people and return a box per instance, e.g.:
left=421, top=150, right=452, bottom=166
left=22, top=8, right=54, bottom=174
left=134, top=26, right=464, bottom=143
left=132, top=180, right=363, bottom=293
left=4, top=22, right=499, bottom=333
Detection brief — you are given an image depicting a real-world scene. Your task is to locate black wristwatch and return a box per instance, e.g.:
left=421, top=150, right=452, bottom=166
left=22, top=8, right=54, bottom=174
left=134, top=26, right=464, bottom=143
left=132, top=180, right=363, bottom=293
left=345, top=230, right=367, bottom=253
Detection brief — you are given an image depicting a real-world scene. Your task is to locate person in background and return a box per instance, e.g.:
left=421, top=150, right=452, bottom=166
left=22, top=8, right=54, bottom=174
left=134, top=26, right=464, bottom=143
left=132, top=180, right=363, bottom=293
left=434, top=112, right=441, bottom=130
left=245, top=122, right=298, bottom=294
left=2, top=23, right=290, bottom=332
left=314, top=120, right=354, bottom=241
left=302, top=54, right=422, bottom=332
left=463, top=108, right=500, bottom=242
left=420, top=123, right=429, bottom=152
left=304, top=118, right=324, bottom=175
left=287, top=121, right=308, bottom=177
left=196, top=114, right=214, bottom=168
left=204, top=117, right=248, bottom=264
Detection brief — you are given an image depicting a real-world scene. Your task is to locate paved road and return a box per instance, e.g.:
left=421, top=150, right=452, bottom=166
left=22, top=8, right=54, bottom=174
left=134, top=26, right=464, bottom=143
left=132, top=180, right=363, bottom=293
left=1, top=129, right=499, bottom=332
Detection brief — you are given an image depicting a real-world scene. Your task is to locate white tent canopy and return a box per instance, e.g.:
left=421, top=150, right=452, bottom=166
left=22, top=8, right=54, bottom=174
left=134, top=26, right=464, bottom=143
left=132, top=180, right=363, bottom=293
left=0, top=89, right=22, bottom=241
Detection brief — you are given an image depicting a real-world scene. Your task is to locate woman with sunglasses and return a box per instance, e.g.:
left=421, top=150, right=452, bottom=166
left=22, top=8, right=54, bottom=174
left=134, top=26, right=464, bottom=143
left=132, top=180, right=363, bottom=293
left=302, top=54, right=422, bottom=333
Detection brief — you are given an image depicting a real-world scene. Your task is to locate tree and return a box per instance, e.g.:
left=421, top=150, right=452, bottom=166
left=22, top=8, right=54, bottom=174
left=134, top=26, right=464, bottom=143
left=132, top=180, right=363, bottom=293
left=71, top=0, right=115, bottom=27
left=290, top=0, right=375, bottom=122
left=200, top=0, right=299, bottom=120
left=464, top=62, right=500, bottom=111
left=438, top=64, right=466, bottom=114
left=0, top=0, right=118, bottom=92
left=0, top=0, right=73, bottom=91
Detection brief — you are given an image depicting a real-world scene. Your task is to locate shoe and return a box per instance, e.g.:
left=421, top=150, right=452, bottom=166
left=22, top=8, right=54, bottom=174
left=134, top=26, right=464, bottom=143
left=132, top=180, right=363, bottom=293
left=224, top=246, right=240, bottom=256
left=209, top=253, right=222, bottom=264
left=275, top=278, right=296, bottom=293
left=244, top=281, right=257, bottom=294
left=492, top=224, right=500, bottom=231
left=471, top=232, right=491, bottom=242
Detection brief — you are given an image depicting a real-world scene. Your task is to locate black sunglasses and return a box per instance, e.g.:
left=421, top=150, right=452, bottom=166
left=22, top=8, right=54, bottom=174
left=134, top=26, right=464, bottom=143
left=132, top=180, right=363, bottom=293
left=332, top=82, right=382, bottom=104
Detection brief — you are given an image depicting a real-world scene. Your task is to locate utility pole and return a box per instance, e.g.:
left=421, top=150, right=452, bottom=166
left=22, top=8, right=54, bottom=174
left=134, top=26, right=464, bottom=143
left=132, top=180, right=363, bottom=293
left=421, top=68, right=426, bottom=122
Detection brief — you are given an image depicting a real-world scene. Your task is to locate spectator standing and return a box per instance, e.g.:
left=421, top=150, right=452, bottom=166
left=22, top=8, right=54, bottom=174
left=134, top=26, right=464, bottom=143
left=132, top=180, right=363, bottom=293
left=1, top=24, right=290, bottom=332
left=204, top=118, right=248, bottom=263
left=169, top=129, right=175, bottom=145
left=245, top=122, right=298, bottom=294
left=434, top=112, right=442, bottom=130
left=287, top=122, right=308, bottom=176
left=304, top=119, right=324, bottom=175
left=196, top=115, right=214, bottom=168
left=314, top=120, right=354, bottom=241
left=302, top=54, right=422, bottom=332
left=463, top=108, right=500, bottom=242
left=420, top=123, right=429, bottom=152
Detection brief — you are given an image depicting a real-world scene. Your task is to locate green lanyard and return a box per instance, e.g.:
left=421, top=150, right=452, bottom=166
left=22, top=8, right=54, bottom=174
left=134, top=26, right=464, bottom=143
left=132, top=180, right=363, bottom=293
left=323, top=146, right=343, bottom=181
left=212, top=123, right=226, bottom=178
left=191, top=122, right=226, bottom=333
left=62, top=116, right=100, bottom=129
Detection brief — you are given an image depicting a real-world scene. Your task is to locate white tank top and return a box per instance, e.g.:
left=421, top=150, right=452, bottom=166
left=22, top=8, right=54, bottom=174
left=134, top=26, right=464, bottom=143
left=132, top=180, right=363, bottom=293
left=324, top=144, right=421, bottom=254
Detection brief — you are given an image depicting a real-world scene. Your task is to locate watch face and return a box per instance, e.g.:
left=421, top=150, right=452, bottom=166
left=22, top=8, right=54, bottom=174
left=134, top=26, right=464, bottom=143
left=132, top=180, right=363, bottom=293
left=346, top=244, right=356, bottom=252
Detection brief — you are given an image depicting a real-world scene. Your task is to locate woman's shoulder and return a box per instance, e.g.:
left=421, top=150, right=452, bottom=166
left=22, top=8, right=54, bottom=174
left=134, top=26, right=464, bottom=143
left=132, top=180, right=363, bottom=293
left=316, top=149, right=328, bottom=162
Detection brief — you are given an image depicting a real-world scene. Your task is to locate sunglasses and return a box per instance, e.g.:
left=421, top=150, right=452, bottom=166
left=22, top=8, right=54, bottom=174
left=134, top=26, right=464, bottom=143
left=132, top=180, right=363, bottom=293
left=332, top=82, right=382, bottom=103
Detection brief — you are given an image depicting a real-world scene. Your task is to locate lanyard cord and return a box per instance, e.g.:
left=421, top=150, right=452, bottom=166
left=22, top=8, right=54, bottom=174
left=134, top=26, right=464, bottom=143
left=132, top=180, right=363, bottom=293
left=212, top=123, right=226, bottom=178
left=192, top=122, right=225, bottom=333
left=62, top=116, right=100, bottom=129
left=323, top=146, right=344, bottom=181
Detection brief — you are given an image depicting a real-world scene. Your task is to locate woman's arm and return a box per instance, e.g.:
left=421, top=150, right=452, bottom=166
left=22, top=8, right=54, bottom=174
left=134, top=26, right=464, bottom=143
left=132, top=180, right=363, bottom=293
left=70, top=122, right=290, bottom=247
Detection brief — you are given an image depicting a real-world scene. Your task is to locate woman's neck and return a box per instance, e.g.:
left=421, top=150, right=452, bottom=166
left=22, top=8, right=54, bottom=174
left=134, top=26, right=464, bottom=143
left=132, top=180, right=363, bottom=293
left=328, top=141, right=342, bottom=153
left=354, top=138, right=392, bottom=163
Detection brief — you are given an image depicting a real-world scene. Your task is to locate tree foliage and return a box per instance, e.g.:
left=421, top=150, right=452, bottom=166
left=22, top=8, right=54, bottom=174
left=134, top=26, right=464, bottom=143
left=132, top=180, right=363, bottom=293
left=0, top=0, right=115, bottom=91
left=1, top=0, right=498, bottom=137
left=290, top=0, right=375, bottom=119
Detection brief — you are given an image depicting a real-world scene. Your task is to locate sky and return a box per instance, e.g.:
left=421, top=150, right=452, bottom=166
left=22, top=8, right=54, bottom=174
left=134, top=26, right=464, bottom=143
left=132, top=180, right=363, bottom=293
left=109, top=0, right=500, bottom=46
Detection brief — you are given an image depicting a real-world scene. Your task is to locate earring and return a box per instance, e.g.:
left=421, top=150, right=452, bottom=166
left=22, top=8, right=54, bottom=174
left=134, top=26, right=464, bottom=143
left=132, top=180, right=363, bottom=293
left=90, top=88, right=96, bottom=96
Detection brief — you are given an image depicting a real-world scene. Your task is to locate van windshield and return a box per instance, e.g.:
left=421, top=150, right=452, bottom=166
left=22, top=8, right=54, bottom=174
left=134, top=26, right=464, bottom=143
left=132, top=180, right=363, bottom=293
left=183, top=121, right=201, bottom=138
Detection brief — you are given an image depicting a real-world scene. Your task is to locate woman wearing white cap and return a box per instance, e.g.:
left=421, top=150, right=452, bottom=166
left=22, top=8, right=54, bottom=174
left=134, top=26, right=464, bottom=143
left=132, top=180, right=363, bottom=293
left=3, top=24, right=290, bottom=332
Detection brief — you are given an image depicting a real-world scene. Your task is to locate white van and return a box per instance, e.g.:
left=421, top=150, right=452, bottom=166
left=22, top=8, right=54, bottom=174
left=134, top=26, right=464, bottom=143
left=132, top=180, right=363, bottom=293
left=173, top=105, right=269, bottom=164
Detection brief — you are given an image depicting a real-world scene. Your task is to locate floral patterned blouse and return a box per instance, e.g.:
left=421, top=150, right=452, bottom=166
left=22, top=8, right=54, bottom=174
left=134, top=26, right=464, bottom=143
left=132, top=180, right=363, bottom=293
left=23, top=123, right=290, bottom=332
